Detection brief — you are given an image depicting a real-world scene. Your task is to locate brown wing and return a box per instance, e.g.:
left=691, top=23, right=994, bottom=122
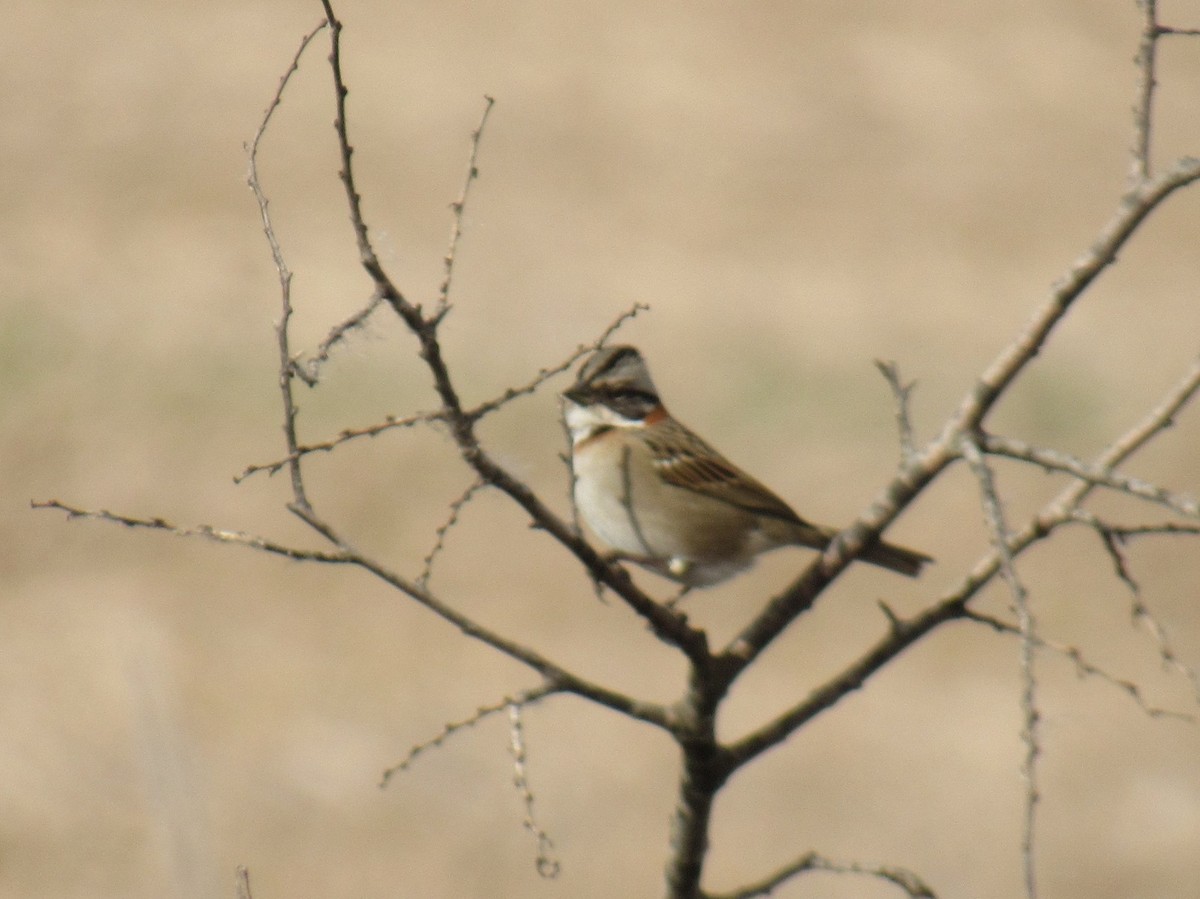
left=643, top=418, right=932, bottom=576
left=643, top=419, right=809, bottom=525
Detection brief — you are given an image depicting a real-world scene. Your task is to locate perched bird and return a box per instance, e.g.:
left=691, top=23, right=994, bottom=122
left=562, top=345, right=931, bottom=588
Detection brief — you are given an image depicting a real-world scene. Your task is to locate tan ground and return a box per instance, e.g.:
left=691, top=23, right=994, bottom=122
left=4, top=1, right=1200, bottom=897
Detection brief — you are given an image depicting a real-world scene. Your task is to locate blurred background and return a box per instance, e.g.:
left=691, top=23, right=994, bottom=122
left=4, top=1, right=1199, bottom=897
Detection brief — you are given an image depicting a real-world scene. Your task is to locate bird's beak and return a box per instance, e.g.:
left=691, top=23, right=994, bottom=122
left=562, top=384, right=588, bottom=405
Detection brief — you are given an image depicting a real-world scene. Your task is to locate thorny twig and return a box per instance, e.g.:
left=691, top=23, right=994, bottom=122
left=875, top=359, right=918, bottom=465
left=436, top=96, right=495, bottom=319
left=311, top=14, right=704, bottom=654
left=1126, top=0, right=1200, bottom=183
left=379, top=684, right=559, bottom=787
left=31, top=501, right=351, bottom=562
left=245, top=17, right=327, bottom=510
left=706, top=850, right=936, bottom=899
left=290, top=293, right=387, bottom=386
left=964, top=610, right=1192, bottom=722
left=961, top=438, right=1039, bottom=899
left=979, top=432, right=1200, bottom=519
left=1071, top=510, right=1200, bottom=704
left=37, top=490, right=675, bottom=729
left=468, top=303, right=649, bottom=422
left=235, top=303, right=649, bottom=483
left=418, top=478, right=487, bottom=588
left=234, top=409, right=447, bottom=483
left=508, top=702, right=561, bottom=878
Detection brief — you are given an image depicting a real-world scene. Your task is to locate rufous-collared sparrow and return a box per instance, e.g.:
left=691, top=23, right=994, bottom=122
left=562, top=345, right=931, bottom=587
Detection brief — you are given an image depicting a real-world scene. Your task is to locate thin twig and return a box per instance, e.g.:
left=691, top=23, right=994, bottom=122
left=436, top=96, right=495, bottom=320
left=291, top=292, right=386, bottom=386
left=960, top=438, right=1039, bottom=899
left=1070, top=511, right=1200, bottom=705
left=719, top=160, right=1200, bottom=684
left=1075, top=516, right=1200, bottom=540
left=964, top=610, right=1192, bottom=721
left=235, top=866, right=253, bottom=899
left=234, top=409, right=447, bottom=483
left=379, top=683, right=559, bottom=787
left=875, top=359, right=918, bottom=464
left=245, top=18, right=327, bottom=511
left=1131, top=0, right=1160, bottom=183
left=32, top=498, right=674, bottom=730
left=467, top=303, right=649, bottom=422
left=236, top=304, right=647, bottom=482
left=1037, top=357, right=1200, bottom=524
left=418, top=478, right=487, bottom=588
left=507, top=702, right=561, bottom=878
left=706, top=850, right=936, bottom=899
left=980, top=432, right=1200, bottom=519
left=319, top=1, right=400, bottom=304
left=941, top=159, right=1200, bottom=448
left=720, top=357, right=1200, bottom=772
left=246, top=20, right=327, bottom=158
left=343, top=554, right=675, bottom=730
left=317, top=2, right=702, bottom=656
left=30, top=501, right=350, bottom=563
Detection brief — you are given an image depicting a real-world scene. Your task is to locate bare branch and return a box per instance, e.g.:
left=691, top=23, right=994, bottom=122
left=958, top=356, right=1200, bottom=612
left=720, top=599, right=970, bottom=771
left=245, top=18, right=327, bottom=511
left=722, top=354, right=1200, bottom=771
left=1074, top=517, right=1200, bottom=539
left=467, top=303, right=649, bottom=422
left=379, top=683, right=559, bottom=787
left=709, top=167, right=1200, bottom=682
left=234, top=409, right=447, bottom=483
left=980, top=431, right=1200, bottom=519
left=246, top=20, right=327, bottom=158
left=343, top=552, right=675, bottom=729
left=706, top=850, right=936, bottom=899
left=237, top=304, right=647, bottom=484
left=1085, top=512, right=1143, bottom=593
left=1131, top=0, right=1161, bottom=183
left=960, top=438, right=1039, bottom=899
left=1035, top=357, right=1200, bottom=530
left=1069, top=511, right=1200, bottom=705
left=964, top=610, right=1193, bottom=722
left=291, top=292, right=387, bottom=386
left=313, top=3, right=705, bottom=658
left=235, top=866, right=252, bottom=899
left=507, top=701, right=561, bottom=878
left=1126, top=1, right=1200, bottom=181
left=33, top=498, right=673, bottom=731
left=418, top=478, right=487, bottom=588
left=1130, top=593, right=1200, bottom=706
left=31, top=500, right=351, bottom=563
left=319, top=0, right=422, bottom=331
left=938, top=160, right=1200, bottom=445
left=875, top=359, right=918, bottom=464
left=1094, top=355, right=1200, bottom=470
left=436, top=96, right=495, bottom=320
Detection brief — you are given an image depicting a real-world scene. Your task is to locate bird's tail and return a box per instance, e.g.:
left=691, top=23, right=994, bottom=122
left=861, top=539, right=932, bottom=578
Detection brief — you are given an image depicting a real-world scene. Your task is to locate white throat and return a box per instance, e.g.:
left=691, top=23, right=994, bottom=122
left=564, top=400, right=641, bottom=445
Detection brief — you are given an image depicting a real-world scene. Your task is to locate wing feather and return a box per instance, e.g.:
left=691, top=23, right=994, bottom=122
left=644, top=420, right=806, bottom=525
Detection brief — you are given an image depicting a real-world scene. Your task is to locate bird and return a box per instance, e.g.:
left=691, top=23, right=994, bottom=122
left=562, top=344, right=931, bottom=588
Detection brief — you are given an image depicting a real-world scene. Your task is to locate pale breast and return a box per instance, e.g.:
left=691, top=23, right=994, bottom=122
left=571, top=431, right=658, bottom=558
left=571, top=430, right=760, bottom=569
